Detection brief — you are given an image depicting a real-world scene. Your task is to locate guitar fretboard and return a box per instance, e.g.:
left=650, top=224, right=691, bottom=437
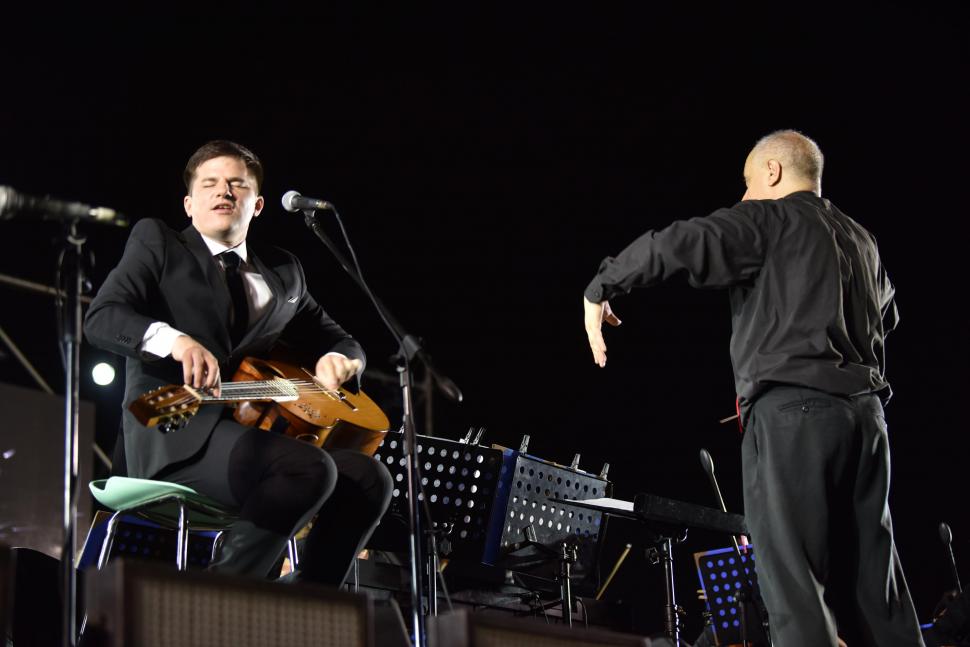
left=190, top=378, right=339, bottom=403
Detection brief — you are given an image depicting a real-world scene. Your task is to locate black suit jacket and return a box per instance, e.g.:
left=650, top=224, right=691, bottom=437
left=84, top=219, right=364, bottom=479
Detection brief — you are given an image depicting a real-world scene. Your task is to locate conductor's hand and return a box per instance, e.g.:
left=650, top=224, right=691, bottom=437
left=171, top=335, right=221, bottom=396
left=315, top=353, right=363, bottom=391
left=584, top=297, right=622, bottom=367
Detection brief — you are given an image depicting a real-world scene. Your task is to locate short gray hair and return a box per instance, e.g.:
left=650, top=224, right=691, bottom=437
left=751, top=130, right=824, bottom=187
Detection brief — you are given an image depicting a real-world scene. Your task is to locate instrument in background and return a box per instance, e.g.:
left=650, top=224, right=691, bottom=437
left=128, top=356, right=390, bottom=456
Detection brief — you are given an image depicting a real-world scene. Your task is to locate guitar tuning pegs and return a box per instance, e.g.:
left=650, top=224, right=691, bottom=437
left=158, top=414, right=192, bottom=434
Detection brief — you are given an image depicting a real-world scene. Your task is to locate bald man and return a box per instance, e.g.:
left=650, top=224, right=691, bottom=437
left=583, top=131, right=924, bottom=646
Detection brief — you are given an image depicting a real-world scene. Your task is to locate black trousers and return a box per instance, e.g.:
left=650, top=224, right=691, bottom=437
left=741, top=386, right=924, bottom=647
left=158, top=418, right=393, bottom=586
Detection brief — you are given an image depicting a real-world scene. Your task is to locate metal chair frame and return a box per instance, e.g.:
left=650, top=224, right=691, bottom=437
left=93, top=480, right=299, bottom=573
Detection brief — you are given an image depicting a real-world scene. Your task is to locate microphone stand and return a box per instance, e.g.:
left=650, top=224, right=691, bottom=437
left=940, top=522, right=963, bottom=594
left=58, top=221, right=90, bottom=647
left=699, top=448, right=769, bottom=647
left=299, top=208, right=461, bottom=647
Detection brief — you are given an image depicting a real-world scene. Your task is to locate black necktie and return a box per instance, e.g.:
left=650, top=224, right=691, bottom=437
left=220, top=251, right=249, bottom=346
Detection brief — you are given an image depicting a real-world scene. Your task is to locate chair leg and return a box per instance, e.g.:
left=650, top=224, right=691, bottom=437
left=176, top=501, right=188, bottom=571
left=97, top=511, right=123, bottom=570
left=288, top=537, right=300, bottom=569
left=211, top=530, right=225, bottom=565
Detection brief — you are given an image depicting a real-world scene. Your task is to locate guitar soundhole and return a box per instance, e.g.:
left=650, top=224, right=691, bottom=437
left=296, top=433, right=320, bottom=444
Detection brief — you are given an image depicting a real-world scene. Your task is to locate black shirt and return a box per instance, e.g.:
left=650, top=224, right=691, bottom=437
left=584, top=191, right=899, bottom=405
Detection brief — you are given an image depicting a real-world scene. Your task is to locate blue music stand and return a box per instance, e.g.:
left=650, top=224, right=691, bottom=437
left=694, top=545, right=766, bottom=645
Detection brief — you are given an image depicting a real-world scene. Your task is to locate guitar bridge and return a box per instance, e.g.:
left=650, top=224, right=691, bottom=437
left=336, top=390, right=358, bottom=412
left=301, top=368, right=359, bottom=411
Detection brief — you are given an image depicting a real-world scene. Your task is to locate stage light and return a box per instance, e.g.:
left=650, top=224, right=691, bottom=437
left=92, top=362, right=115, bottom=386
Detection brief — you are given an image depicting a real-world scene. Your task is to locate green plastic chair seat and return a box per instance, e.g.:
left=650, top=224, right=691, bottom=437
left=89, top=477, right=239, bottom=530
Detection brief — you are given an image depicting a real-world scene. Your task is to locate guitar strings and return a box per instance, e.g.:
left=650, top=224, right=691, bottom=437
left=154, top=381, right=351, bottom=413
left=197, top=379, right=346, bottom=401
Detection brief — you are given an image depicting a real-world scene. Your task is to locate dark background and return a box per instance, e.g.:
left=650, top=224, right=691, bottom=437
left=1, top=6, right=967, bottom=638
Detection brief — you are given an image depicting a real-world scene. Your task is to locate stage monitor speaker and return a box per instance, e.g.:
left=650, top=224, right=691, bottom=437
left=429, top=609, right=650, bottom=647
left=0, top=382, right=94, bottom=560
left=84, top=559, right=375, bottom=647
left=1, top=545, right=77, bottom=646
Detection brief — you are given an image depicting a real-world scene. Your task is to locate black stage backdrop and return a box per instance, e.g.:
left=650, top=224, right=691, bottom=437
left=1, top=6, right=967, bottom=638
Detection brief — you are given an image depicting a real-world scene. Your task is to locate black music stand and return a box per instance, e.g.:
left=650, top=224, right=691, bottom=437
left=370, top=430, right=504, bottom=614
left=372, top=431, right=503, bottom=560
left=564, top=494, right=747, bottom=646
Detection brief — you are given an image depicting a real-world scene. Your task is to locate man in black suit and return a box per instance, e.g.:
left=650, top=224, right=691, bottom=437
left=84, top=140, right=392, bottom=584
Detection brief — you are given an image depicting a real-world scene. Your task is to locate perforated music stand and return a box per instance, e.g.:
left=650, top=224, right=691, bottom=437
left=694, top=545, right=768, bottom=646
left=483, top=447, right=611, bottom=586
left=372, top=431, right=504, bottom=561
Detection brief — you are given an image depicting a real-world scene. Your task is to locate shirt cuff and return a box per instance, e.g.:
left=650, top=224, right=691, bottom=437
left=584, top=280, right=605, bottom=304
left=140, top=322, right=186, bottom=359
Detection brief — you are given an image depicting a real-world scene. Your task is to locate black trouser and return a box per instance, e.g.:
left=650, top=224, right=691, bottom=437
left=158, top=418, right=393, bottom=586
left=741, top=386, right=924, bottom=647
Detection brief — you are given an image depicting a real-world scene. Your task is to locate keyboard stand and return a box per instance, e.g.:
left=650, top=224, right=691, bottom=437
left=562, top=495, right=747, bottom=646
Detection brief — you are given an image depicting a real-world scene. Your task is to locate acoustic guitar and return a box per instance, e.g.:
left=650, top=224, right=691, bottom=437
left=128, top=356, right=390, bottom=456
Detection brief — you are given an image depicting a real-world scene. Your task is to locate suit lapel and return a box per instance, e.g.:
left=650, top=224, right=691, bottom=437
left=181, top=225, right=233, bottom=348
left=245, top=247, right=283, bottom=345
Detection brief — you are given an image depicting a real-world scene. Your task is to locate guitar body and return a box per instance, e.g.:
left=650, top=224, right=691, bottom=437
left=231, top=357, right=389, bottom=456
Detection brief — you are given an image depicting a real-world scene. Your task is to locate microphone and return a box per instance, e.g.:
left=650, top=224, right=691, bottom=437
left=0, top=185, right=127, bottom=227
left=699, top=448, right=726, bottom=510
left=281, top=190, right=332, bottom=212
left=940, top=521, right=963, bottom=593
left=700, top=448, right=748, bottom=548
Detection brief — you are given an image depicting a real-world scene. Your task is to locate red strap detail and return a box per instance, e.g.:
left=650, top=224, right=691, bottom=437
left=736, top=396, right=743, bottom=434
left=735, top=395, right=749, bottom=549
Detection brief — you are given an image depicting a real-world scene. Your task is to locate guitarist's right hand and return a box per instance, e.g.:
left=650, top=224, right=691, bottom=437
left=171, top=335, right=221, bottom=396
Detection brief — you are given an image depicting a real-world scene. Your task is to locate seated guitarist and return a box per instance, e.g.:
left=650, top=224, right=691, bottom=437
left=84, top=140, right=392, bottom=585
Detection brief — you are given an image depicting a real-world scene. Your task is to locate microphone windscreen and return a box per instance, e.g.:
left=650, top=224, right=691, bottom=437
left=281, top=190, right=302, bottom=212
left=699, top=448, right=715, bottom=476
left=940, top=521, right=953, bottom=545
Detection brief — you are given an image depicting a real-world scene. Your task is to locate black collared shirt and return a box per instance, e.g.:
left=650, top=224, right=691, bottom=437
left=585, top=191, right=899, bottom=405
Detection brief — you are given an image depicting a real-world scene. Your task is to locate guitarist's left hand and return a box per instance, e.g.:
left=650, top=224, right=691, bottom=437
left=315, top=353, right=363, bottom=390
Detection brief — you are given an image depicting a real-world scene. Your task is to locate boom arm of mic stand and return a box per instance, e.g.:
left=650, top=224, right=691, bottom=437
left=300, top=211, right=463, bottom=403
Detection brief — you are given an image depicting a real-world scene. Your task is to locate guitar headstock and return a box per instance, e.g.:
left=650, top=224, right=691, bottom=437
left=129, top=385, right=202, bottom=432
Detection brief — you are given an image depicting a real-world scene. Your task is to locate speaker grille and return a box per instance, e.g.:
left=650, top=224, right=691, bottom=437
left=87, top=560, right=373, bottom=647
left=430, top=610, right=649, bottom=647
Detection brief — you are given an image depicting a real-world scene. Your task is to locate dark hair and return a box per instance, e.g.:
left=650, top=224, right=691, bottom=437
left=183, top=140, right=264, bottom=193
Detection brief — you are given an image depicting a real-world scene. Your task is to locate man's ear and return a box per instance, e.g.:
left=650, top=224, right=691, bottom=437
left=183, top=195, right=193, bottom=218
left=766, top=159, right=783, bottom=186
left=253, top=195, right=265, bottom=218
